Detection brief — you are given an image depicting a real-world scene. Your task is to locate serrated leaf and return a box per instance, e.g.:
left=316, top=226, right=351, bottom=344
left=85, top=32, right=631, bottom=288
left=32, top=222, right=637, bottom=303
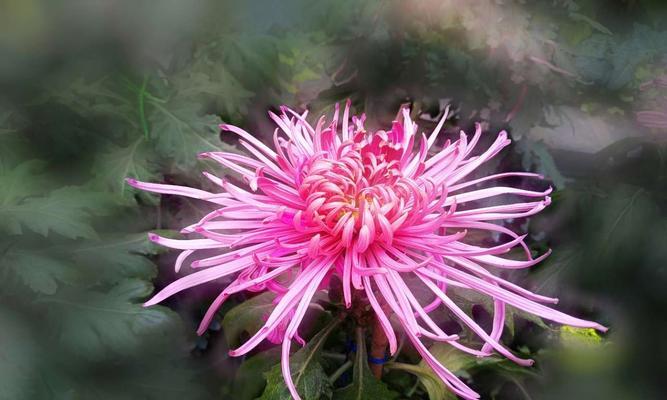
left=335, top=328, right=398, bottom=400
left=92, top=139, right=159, bottom=202
left=0, top=186, right=112, bottom=239
left=69, top=233, right=166, bottom=285
left=258, top=318, right=340, bottom=400
left=260, top=363, right=332, bottom=400
left=0, top=159, right=48, bottom=203
left=573, top=25, right=667, bottom=90
left=222, top=291, right=277, bottom=348
left=41, top=279, right=179, bottom=359
left=0, top=248, right=75, bottom=295
left=232, top=348, right=281, bottom=400
left=149, top=99, right=234, bottom=167
left=608, top=24, right=667, bottom=90
left=572, top=34, right=614, bottom=84
left=217, top=34, right=281, bottom=92
left=171, top=67, right=253, bottom=119
left=48, top=76, right=136, bottom=124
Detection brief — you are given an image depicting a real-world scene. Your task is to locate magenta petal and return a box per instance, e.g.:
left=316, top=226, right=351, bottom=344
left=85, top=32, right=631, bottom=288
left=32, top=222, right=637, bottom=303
left=130, top=102, right=606, bottom=400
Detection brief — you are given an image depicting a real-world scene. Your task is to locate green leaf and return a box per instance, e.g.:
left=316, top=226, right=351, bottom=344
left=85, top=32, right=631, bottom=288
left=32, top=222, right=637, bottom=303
left=608, top=24, right=667, bottom=90
left=0, top=186, right=112, bottom=239
left=504, top=305, right=550, bottom=337
left=385, top=362, right=454, bottom=400
left=390, top=345, right=534, bottom=400
left=335, top=328, right=398, bottom=400
left=92, top=139, right=159, bottom=202
left=532, top=247, right=580, bottom=297
left=231, top=348, right=281, bottom=400
left=424, top=344, right=523, bottom=377
left=258, top=318, right=341, bottom=400
left=0, top=248, right=75, bottom=295
left=216, top=34, right=281, bottom=93
left=573, top=25, right=667, bottom=90
left=222, top=291, right=277, bottom=348
left=41, top=279, right=179, bottom=359
left=516, top=139, right=567, bottom=189
left=573, top=34, right=614, bottom=84
left=554, top=326, right=611, bottom=374
left=0, top=110, right=30, bottom=169
left=1, top=232, right=164, bottom=294
left=447, top=286, right=548, bottom=338
left=0, top=160, right=47, bottom=204
left=559, top=325, right=603, bottom=348
left=0, top=308, right=39, bottom=399
left=47, top=76, right=136, bottom=125
left=69, top=233, right=166, bottom=285
left=171, top=67, right=253, bottom=119
left=149, top=99, right=234, bottom=168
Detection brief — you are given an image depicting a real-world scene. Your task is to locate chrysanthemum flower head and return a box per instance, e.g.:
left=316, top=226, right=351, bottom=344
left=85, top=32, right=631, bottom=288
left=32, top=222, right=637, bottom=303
left=127, top=101, right=606, bottom=400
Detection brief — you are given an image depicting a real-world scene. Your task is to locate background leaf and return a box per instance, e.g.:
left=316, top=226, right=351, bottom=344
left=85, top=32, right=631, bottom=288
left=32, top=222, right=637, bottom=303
left=222, top=291, right=277, bottom=348
left=41, top=279, right=179, bottom=359
left=258, top=318, right=340, bottom=400
left=0, top=186, right=112, bottom=239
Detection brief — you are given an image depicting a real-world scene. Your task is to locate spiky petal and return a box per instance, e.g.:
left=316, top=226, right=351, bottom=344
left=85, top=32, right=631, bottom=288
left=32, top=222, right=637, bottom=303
left=128, top=102, right=605, bottom=400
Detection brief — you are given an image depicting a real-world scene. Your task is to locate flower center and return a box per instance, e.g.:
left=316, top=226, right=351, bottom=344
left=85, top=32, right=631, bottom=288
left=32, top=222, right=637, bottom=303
left=296, top=137, right=416, bottom=254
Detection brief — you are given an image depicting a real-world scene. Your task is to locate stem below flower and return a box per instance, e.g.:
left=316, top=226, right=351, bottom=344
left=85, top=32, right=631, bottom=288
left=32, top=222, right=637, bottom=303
left=369, top=313, right=389, bottom=379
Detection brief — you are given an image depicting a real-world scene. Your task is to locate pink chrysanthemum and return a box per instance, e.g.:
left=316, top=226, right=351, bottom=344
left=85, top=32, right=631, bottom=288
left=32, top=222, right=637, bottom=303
left=127, top=102, right=606, bottom=400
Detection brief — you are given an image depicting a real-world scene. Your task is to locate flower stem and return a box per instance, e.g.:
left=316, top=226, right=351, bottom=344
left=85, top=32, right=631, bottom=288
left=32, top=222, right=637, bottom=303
left=369, top=314, right=389, bottom=379
left=322, top=351, right=347, bottom=361
left=329, top=360, right=353, bottom=384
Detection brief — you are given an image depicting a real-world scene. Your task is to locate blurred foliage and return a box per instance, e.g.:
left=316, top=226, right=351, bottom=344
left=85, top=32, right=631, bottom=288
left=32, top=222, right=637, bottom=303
left=258, top=318, right=340, bottom=400
left=1, top=0, right=667, bottom=399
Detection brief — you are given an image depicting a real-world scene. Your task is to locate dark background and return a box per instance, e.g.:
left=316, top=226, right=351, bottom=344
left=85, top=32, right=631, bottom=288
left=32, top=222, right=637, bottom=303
left=1, top=1, right=666, bottom=399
